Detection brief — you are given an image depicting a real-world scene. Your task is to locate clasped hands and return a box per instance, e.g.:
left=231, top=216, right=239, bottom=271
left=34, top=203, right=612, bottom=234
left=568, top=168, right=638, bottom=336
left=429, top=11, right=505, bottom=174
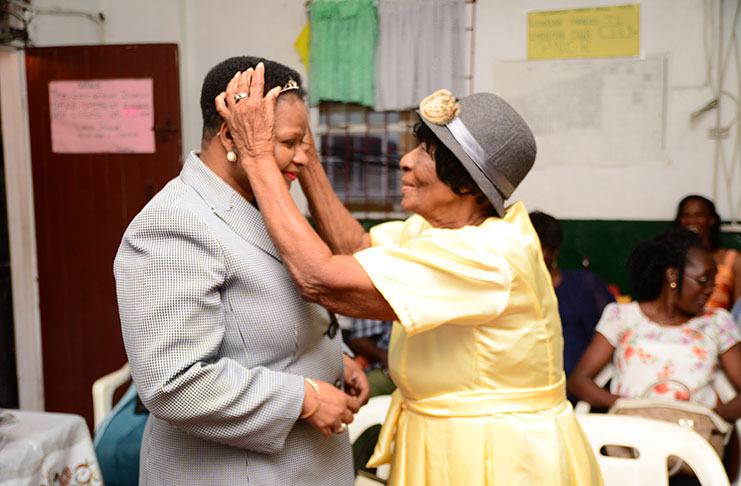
left=302, top=354, right=371, bottom=438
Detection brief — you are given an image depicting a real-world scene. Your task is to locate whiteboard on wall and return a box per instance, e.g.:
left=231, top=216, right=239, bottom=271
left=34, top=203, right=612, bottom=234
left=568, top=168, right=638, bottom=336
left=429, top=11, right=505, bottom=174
left=492, top=55, right=665, bottom=168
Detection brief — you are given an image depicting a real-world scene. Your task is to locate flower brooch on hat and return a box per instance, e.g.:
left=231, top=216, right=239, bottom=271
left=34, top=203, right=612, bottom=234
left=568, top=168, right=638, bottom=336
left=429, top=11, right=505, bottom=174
left=419, top=89, right=460, bottom=126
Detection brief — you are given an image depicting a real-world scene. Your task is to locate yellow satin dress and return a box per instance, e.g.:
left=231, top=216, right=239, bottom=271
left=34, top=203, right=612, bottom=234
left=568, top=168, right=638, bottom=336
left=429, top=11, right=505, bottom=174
left=353, top=202, right=602, bottom=486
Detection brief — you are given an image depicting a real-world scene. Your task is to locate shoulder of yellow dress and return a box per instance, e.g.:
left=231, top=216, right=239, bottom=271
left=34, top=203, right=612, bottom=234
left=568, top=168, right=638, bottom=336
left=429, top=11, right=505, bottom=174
left=476, top=200, right=528, bottom=230
left=504, top=200, right=527, bottom=218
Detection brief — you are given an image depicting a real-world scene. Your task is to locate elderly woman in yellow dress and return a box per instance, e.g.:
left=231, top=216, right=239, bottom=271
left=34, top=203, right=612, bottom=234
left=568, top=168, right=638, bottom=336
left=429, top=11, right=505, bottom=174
left=216, top=63, right=602, bottom=485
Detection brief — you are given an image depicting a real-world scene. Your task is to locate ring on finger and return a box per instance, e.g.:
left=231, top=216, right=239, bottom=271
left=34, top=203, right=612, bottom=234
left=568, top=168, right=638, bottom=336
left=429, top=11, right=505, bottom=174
left=335, top=423, right=347, bottom=434
left=234, top=92, right=248, bottom=102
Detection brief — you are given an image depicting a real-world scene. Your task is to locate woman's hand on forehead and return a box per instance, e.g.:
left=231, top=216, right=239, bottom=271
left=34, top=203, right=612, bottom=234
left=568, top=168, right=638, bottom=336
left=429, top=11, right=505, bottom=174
left=215, top=62, right=282, bottom=161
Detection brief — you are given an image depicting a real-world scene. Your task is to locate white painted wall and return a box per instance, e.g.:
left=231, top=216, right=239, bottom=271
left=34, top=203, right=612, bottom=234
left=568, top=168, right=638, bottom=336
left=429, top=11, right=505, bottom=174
left=25, top=0, right=736, bottom=221
left=0, top=49, right=43, bottom=410
left=478, top=0, right=738, bottom=221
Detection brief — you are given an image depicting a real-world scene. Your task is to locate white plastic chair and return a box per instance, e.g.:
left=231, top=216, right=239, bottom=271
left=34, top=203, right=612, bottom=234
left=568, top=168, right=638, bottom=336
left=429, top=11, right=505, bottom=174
left=574, top=362, right=741, bottom=484
left=577, top=413, right=730, bottom=485
left=349, top=394, right=392, bottom=485
left=704, top=370, right=741, bottom=485
left=91, top=362, right=131, bottom=432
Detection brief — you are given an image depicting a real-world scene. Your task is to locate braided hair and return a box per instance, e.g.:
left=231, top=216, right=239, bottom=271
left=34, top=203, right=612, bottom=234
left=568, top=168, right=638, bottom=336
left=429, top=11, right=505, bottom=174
left=628, top=227, right=708, bottom=301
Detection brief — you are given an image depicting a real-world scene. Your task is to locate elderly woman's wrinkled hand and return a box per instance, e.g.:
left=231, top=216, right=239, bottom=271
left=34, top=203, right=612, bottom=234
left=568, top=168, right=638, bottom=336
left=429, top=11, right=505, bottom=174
left=300, top=125, right=320, bottom=166
left=214, top=62, right=282, bottom=163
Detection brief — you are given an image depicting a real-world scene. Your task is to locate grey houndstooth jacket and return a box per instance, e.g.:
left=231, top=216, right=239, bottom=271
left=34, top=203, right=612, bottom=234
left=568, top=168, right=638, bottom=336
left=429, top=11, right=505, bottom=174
left=114, top=151, right=354, bottom=485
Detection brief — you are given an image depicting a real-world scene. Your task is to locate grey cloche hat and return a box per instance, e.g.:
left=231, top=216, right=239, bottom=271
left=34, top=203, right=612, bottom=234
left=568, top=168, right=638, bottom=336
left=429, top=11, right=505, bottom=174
left=416, top=90, right=536, bottom=217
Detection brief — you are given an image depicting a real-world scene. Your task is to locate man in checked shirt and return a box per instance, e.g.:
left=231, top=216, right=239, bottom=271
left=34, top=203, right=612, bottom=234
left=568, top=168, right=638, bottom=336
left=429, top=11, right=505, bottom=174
left=348, top=319, right=396, bottom=398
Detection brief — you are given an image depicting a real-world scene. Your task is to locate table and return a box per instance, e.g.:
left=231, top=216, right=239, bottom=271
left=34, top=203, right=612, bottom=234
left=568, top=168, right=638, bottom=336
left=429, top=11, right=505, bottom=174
left=0, top=409, right=103, bottom=486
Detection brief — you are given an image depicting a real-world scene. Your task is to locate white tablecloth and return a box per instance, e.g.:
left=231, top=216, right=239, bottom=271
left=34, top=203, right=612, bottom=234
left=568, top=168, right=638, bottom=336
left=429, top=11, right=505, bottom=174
left=0, top=409, right=103, bottom=486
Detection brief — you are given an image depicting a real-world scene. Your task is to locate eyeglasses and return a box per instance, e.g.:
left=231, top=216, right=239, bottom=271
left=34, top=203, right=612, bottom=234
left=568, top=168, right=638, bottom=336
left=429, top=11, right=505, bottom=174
left=683, top=273, right=717, bottom=289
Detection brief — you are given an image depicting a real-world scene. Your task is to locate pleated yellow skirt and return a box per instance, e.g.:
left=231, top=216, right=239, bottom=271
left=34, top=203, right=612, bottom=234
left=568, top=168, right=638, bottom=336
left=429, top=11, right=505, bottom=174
left=368, top=384, right=603, bottom=485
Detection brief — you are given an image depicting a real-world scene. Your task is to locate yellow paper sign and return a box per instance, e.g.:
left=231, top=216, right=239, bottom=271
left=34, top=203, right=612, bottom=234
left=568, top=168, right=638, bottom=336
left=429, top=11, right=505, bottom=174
left=528, top=4, right=640, bottom=60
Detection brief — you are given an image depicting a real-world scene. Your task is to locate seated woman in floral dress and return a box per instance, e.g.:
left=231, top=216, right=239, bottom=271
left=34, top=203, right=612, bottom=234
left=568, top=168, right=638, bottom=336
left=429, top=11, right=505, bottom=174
left=569, top=228, right=741, bottom=481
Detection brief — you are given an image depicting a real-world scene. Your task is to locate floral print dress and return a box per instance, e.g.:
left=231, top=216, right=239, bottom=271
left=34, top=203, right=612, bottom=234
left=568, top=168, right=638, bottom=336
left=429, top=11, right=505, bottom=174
left=596, top=302, right=741, bottom=407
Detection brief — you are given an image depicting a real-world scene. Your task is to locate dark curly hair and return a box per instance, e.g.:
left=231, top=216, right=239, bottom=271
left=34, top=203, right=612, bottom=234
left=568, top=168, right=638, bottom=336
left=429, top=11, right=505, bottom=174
left=200, top=56, right=306, bottom=140
left=529, top=211, right=562, bottom=250
left=628, top=227, right=709, bottom=301
left=674, top=194, right=722, bottom=251
left=412, top=121, right=491, bottom=209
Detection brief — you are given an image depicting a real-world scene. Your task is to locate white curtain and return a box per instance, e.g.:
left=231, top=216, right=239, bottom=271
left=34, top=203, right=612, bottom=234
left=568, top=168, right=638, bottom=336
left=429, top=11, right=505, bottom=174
left=374, top=0, right=464, bottom=111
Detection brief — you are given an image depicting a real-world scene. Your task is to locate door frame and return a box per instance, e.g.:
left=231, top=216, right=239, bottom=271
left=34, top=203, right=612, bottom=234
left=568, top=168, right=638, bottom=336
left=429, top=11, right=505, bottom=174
left=0, top=47, right=43, bottom=411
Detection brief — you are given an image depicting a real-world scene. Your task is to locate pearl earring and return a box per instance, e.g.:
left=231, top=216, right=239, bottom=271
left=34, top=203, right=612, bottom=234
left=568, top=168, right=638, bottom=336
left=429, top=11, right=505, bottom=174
left=670, top=281, right=677, bottom=289
left=226, top=151, right=237, bottom=163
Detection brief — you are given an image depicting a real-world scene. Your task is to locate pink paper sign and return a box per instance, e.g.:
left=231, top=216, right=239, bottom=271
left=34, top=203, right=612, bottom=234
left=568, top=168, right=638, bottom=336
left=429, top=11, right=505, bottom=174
left=49, top=79, right=155, bottom=153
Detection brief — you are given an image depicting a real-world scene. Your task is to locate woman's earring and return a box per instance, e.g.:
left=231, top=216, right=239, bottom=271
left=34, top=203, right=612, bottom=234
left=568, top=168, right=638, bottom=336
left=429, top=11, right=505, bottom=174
left=226, top=151, right=237, bottom=163
left=670, top=281, right=677, bottom=289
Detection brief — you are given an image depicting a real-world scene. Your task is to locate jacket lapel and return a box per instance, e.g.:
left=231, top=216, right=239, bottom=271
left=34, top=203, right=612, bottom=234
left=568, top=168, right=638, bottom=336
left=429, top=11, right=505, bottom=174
left=179, top=151, right=281, bottom=261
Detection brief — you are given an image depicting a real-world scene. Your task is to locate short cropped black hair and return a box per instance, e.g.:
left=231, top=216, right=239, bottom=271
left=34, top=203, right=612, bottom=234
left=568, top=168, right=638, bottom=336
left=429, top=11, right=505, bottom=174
left=412, top=121, right=490, bottom=207
left=627, top=227, right=708, bottom=301
left=529, top=211, right=563, bottom=250
left=674, top=194, right=722, bottom=251
left=200, top=56, right=306, bottom=140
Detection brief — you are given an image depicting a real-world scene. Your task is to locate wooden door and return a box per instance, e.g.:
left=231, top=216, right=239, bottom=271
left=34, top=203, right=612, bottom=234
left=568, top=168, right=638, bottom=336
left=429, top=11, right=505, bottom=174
left=25, top=44, right=182, bottom=430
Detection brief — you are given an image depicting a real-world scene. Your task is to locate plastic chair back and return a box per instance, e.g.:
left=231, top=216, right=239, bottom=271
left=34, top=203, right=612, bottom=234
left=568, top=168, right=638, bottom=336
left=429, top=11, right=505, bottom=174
left=92, top=362, right=131, bottom=432
left=349, top=394, right=392, bottom=483
left=349, top=394, right=392, bottom=443
left=577, top=413, right=730, bottom=486
left=574, top=362, right=741, bottom=485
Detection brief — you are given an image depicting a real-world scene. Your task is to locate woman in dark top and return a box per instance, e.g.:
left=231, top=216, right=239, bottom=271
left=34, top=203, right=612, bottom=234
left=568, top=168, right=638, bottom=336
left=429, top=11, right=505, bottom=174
left=529, top=211, right=615, bottom=379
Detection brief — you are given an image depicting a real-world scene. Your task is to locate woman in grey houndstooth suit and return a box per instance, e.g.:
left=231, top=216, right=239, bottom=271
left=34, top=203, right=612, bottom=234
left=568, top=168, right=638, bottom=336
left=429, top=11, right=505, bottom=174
left=114, top=56, right=369, bottom=486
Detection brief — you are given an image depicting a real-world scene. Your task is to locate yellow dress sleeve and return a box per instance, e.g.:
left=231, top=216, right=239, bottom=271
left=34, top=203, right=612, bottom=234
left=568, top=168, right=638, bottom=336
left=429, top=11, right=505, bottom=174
left=354, top=217, right=512, bottom=336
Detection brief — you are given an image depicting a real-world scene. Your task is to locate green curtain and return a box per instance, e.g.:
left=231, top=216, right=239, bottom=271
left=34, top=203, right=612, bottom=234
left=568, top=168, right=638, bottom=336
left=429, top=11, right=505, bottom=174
left=309, top=0, right=377, bottom=107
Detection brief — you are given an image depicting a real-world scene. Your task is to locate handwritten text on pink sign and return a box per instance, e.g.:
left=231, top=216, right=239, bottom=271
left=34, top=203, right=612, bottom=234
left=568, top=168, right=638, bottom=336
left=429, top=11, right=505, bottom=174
left=49, top=79, right=155, bottom=153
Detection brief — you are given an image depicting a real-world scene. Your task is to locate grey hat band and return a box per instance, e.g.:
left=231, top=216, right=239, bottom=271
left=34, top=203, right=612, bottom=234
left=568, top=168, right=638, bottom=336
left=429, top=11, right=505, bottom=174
left=446, top=117, right=515, bottom=198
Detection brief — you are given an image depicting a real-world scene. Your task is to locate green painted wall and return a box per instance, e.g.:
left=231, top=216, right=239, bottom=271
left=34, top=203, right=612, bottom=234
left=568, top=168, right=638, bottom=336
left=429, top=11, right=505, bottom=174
left=557, top=220, right=669, bottom=295
left=559, top=221, right=741, bottom=295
